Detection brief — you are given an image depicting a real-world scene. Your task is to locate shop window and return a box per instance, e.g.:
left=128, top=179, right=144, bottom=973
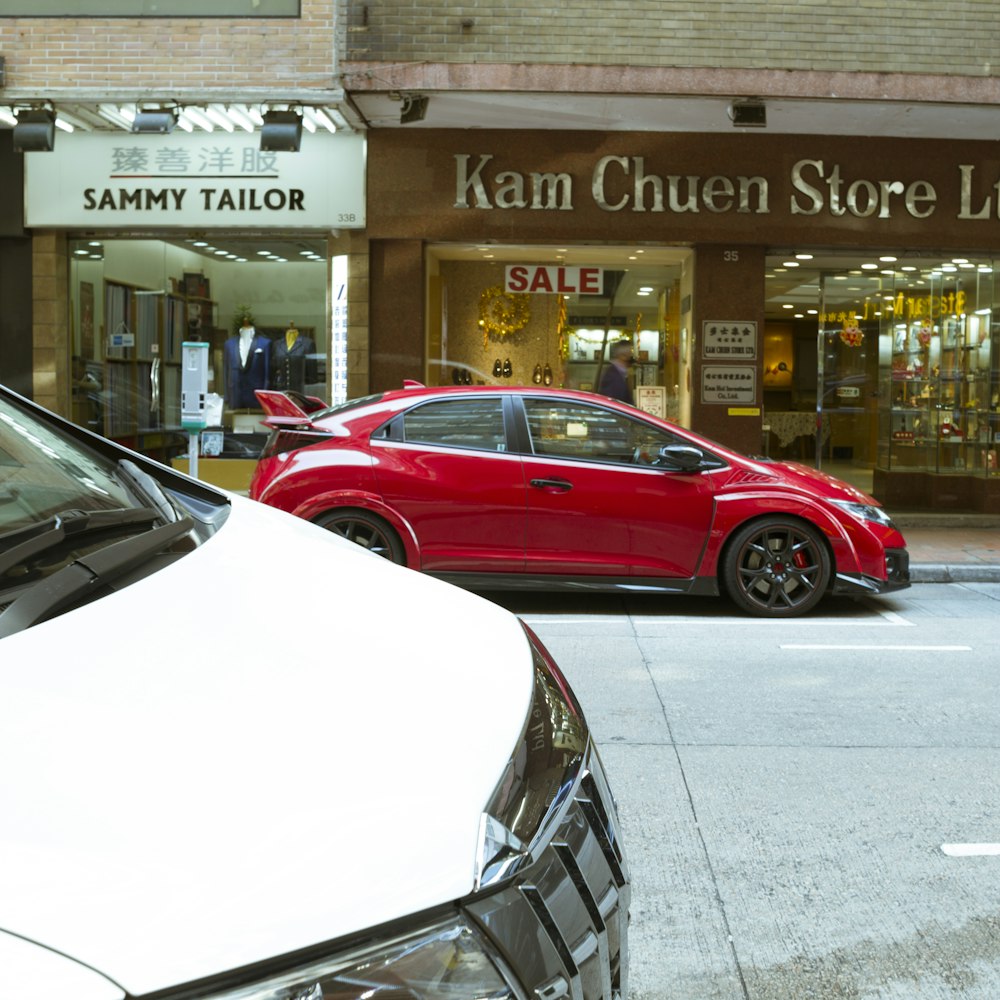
left=69, top=236, right=332, bottom=465
left=764, top=250, right=1000, bottom=499
left=425, top=245, right=692, bottom=424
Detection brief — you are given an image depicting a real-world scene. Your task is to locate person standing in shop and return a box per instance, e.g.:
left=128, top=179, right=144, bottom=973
left=598, top=340, right=635, bottom=405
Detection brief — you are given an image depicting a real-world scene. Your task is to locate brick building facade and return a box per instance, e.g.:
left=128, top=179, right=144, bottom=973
left=3, top=2, right=1000, bottom=507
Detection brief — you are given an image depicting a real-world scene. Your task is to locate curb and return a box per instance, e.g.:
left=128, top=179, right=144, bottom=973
left=910, top=564, right=1000, bottom=584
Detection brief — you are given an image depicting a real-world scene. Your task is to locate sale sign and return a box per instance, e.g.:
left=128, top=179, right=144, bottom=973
left=505, top=265, right=603, bottom=294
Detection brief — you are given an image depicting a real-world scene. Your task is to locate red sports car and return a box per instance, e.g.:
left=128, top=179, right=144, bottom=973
left=249, top=383, right=910, bottom=617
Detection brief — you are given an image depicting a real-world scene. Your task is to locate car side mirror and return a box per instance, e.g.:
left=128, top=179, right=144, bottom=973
left=657, top=444, right=719, bottom=471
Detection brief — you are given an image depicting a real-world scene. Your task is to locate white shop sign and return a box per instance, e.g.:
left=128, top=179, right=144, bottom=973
left=24, top=131, right=366, bottom=229
left=702, top=320, right=758, bottom=359
left=702, top=366, right=756, bottom=404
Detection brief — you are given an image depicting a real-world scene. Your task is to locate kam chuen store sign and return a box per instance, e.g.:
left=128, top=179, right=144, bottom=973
left=23, top=131, right=365, bottom=229
left=453, top=152, right=1000, bottom=222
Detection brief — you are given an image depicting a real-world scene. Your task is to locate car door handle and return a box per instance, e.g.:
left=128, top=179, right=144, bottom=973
left=530, top=477, right=573, bottom=492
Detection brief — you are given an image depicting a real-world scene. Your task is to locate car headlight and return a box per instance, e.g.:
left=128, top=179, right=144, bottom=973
left=475, top=622, right=590, bottom=889
left=830, top=499, right=896, bottom=528
left=200, top=917, right=518, bottom=999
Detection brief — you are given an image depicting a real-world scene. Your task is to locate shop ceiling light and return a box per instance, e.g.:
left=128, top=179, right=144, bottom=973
left=729, top=99, right=767, bottom=128
left=204, top=106, right=235, bottom=132
left=260, top=110, right=302, bottom=152
left=221, top=104, right=255, bottom=132
left=97, top=104, right=131, bottom=130
left=13, top=108, right=56, bottom=152
left=133, top=108, right=177, bottom=133
left=180, top=107, right=215, bottom=132
left=305, top=106, right=337, bottom=133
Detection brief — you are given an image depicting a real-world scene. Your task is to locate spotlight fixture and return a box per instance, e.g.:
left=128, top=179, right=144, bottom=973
left=729, top=98, right=767, bottom=128
left=399, top=94, right=429, bottom=125
left=132, top=107, right=178, bottom=133
left=13, top=108, right=56, bottom=152
left=260, top=110, right=302, bottom=152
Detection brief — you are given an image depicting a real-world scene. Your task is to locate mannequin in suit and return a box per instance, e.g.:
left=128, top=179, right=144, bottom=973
left=224, top=312, right=270, bottom=408
left=271, top=322, right=317, bottom=393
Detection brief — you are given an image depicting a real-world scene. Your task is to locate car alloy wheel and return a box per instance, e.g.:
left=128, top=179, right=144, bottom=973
left=314, top=509, right=406, bottom=564
left=722, top=516, right=831, bottom=617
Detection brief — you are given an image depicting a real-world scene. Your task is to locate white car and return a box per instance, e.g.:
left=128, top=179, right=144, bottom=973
left=0, top=384, right=630, bottom=1000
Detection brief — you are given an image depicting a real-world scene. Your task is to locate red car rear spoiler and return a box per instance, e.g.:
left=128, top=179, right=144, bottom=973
left=254, top=389, right=328, bottom=427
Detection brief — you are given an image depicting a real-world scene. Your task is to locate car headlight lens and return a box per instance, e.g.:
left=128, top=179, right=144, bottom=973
left=202, top=917, right=516, bottom=999
left=475, top=622, right=590, bottom=889
left=830, top=499, right=896, bottom=528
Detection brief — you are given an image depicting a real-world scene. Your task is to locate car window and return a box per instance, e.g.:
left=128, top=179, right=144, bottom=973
left=522, top=398, right=683, bottom=466
left=0, top=399, right=136, bottom=532
left=401, top=398, right=507, bottom=452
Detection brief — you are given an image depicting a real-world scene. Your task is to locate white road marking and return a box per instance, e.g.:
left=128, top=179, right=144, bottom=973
left=780, top=644, right=972, bottom=651
left=875, top=608, right=915, bottom=626
left=941, top=843, right=1000, bottom=857
left=521, top=616, right=911, bottom=628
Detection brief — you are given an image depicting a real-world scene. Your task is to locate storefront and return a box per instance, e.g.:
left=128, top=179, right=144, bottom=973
left=365, top=130, right=1000, bottom=512
left=23, top=128, right=365, bottom=487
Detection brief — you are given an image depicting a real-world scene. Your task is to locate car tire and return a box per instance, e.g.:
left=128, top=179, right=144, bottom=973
left=721, top=516, right=831, bottom=617
left=314, top=509, right=406, bottom=565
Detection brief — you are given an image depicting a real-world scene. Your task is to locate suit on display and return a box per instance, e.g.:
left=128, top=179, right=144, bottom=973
left=224, top=323, right=271, bottom=409
left=271, top=325, right=316, bottom=394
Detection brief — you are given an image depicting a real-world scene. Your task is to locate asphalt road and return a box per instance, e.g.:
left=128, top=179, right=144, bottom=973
left=480, top=582, right=1000, bottom=1000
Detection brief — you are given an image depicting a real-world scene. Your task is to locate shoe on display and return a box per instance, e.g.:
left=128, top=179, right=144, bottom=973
left=502, top=358, right=513, bottom=378
left=533, top=364, right=543, bottom=384
left=451, top=367, right=461, bottom=384
left=543, top=363, right=553, bottom=386
left=492, top=358, right=502, bottom=378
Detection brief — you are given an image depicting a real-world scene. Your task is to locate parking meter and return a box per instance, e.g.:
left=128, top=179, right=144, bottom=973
left=181, top=341, right=209, bottom=478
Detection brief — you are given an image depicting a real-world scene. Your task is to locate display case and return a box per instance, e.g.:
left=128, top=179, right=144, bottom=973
left=878, top=315, right=999, bottom=477
left=564, top=327, right=662, bottom=392
left=99, top=278, right=220, bottom=456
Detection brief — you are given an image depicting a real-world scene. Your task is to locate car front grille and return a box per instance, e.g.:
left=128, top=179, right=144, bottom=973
left=464, top=748, right=630, bottom=1000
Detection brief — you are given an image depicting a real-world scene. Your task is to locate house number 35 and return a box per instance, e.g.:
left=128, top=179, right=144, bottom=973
left=723, top=250, right=740, bottom=262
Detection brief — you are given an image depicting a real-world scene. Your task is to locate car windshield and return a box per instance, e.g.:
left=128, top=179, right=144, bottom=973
left=0, top=396, right=140, bottom=534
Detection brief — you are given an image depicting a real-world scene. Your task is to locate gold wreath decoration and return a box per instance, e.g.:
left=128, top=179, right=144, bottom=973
left=479, top=285, right=530, bottom=346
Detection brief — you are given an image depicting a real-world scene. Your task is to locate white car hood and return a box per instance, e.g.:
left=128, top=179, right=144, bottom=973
left=0, top=495, right=534, bottom=996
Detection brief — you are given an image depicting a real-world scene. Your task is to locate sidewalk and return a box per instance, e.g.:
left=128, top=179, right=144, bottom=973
left=893, top=513, right=1000, bottom=583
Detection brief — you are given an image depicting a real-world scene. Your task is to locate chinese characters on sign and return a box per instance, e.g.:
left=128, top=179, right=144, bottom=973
left=702, top=366, right=756, bottom=404
left=702, top=320, right=758, bottom=359
left=109, top=144, right=280, bottom=176
left=24, top=132, right=366, bottom=229
left=636, top=385, right=667, bottom=418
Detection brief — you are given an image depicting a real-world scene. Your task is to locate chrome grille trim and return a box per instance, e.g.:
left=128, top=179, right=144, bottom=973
left=555, top=844, right=612, bottom=1000
left=464, top=746, right=630, bottom=1000
left=522, top=885, right=585, bottom=1000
